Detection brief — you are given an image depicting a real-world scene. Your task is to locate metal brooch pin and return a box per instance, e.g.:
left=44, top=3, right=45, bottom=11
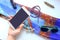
left=44, top=1, right=55, bottom=8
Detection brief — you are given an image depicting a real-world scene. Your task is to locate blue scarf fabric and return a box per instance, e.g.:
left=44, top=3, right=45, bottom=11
left=0, top=0, right=20, bottom=16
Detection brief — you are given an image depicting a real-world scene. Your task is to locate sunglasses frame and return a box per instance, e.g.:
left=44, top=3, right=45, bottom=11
left=40, top=26, right=58, bottom=33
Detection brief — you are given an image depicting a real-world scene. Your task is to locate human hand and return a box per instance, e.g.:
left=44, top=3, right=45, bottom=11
left=8, top=24, right=24, bottom=40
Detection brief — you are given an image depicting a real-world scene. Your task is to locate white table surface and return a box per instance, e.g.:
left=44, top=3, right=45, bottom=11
left=14, top=0, right=60, bottom=18
left=0, top=18, right=10, bottom=40
left=16, top=29, right=48, bottom=40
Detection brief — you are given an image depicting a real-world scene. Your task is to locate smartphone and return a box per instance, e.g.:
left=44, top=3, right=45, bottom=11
left=10, top=6, right=30, bottom=29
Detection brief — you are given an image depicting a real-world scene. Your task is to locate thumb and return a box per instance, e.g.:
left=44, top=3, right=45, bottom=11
left=16, top=24, right=24, bottom=31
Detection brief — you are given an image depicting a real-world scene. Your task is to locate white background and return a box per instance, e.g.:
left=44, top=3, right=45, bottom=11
left=16, top=29, right=48, bottom=40
left=14, top=0, right=60, bottom=18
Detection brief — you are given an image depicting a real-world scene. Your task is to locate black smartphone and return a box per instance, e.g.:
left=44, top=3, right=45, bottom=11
left=10, top=6, right=30, bottom=29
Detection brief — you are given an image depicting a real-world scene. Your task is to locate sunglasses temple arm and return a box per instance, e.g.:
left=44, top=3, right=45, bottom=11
left=10, top=0, right=16, bottom=9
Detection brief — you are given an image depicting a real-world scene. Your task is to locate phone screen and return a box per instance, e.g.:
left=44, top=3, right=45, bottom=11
left=10, top=7, right=30, bottom=29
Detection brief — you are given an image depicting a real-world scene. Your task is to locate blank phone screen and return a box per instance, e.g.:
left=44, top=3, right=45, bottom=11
left=10, top=8, right=29, bottom=29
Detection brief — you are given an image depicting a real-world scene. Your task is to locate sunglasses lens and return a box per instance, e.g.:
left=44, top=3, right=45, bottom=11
left=41, top=27, right=48, bottom=32
left=51, top=28, right=58, bottom=33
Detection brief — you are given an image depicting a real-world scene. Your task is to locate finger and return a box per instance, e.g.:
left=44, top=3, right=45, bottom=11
left=9, top=16, right=13, bottom=20
left=8, top=27, right=14, bottom=35
left=8, top=27, right=14, bottom=33
left=13, top=24, right=24, bottom=34
left=16, top=24, right=24, bottom=31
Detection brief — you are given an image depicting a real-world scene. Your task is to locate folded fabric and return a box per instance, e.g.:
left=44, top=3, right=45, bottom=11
left=23, top=13, right=45, bottom=34
left=0, top=7, right=8, bottom=16
left=30, top=13, right=45, bottom=34
left=49, top=26, right=60, bottom=40
left=54, top=19, right=60, bottom=28
left=0, top=0, right=21, bottom=16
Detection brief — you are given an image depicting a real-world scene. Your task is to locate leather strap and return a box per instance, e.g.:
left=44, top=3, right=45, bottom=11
left=27, top=17, right=32, bottom=29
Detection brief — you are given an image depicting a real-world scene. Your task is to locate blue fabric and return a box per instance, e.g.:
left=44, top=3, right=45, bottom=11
left=23, top=17, right=45, bottom=34
left=30, top=16, right=45, bottom=27
left=55, top=19, right=60, bottom=28
left=0, top=0, right=21, bottom=16
left=49, top=26, right=60, bottom=40
left=0, top=0, right=13, bottom=9
left=31, top=22, right=40, bottom=34
left=0, top=6, right=9, bottom=16
left=23, top=12, right=45, bottom=34
left=29, top=14, right=45, bottom=34
left=50, top=33, right=60, bottom=40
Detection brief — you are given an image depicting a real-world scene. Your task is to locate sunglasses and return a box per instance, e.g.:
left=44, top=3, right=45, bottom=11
left=40, top=26, right=58, bottom=33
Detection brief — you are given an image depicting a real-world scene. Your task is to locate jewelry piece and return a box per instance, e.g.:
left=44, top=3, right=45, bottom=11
left=44, top=1, right=55, bottom=8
